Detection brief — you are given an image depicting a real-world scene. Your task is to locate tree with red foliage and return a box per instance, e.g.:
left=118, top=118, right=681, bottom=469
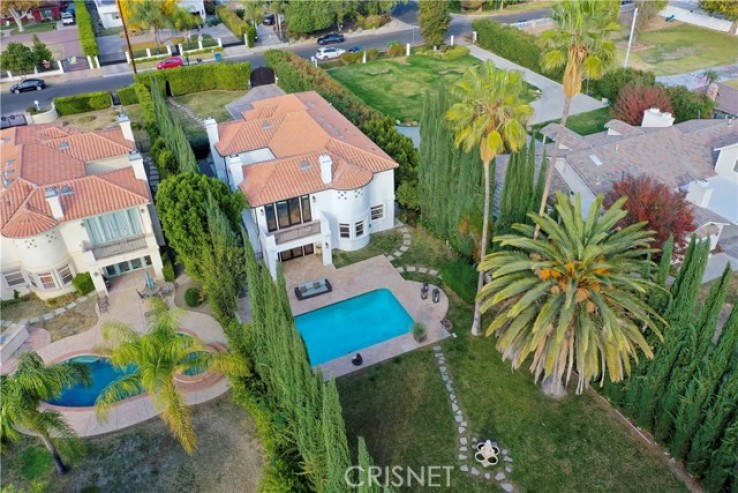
left=611, top=83, right=673, bottom=126
left=605, top=174, right=695, bottom=254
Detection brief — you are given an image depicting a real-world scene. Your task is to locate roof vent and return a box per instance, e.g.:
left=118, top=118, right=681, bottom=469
left=59, top=141, right=70, bottom=151
left=44, top=186, right=59, bottom=198
left=299, top=161, right=311, bottom=171
left=60, top=185, right=73, bottom=196
left=588, top=154, right=604, bottom=167
left=4, top=159, right=15, bottom=168
left=262, top=121, right=272, bottom=130
left=2, top=176, right=13, bottom=190
left=0, top=137, right=10, bottom=145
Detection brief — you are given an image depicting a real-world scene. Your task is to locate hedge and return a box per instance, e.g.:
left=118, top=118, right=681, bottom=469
left=217, top=6, right=256, bottom=47
left=75, top=0, right=98, bottom=56
left=264, top=49, right=419, bottom=208
left=134, top=62, right=251, bottom=97
left=592, top=67, right=657, bottom=102
left=54, top=91, right=112, bottom=115
left=664, top=85, right=715, bottom=123
left=117, top=85, right=139, bottom=105
left=72, top=273, right=95, bottom=295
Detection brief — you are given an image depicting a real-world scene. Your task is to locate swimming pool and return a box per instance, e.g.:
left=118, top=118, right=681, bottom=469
left=46, top=356, right=138, bottom=407
left=294, top=289, right=413, bottom=365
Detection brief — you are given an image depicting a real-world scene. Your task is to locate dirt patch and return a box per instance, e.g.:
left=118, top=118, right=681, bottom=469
left=39, top=298, right=98, bottom=341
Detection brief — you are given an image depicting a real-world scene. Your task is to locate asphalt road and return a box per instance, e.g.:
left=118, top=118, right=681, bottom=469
left=0, top=5, right=551, bottom=115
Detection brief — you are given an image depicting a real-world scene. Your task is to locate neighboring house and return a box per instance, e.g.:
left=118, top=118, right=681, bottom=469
left=0, top=1, right=64, bottom=26
left=94, top=0, right=205, bottom=29
left=205, top=91, right=398, bottom=276
left=703, top=83, right=738, bottom=120
left=0, top=117, right=165, bottom=301
left=542, top=109, right=738, bottom=250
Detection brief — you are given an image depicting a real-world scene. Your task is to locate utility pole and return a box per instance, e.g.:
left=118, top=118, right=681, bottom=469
left=623, top=7, right=639, bottom=68
left=116, top=0, right=137, bottom=74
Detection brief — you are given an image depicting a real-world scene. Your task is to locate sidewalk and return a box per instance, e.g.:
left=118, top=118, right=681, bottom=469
left=657, top=63, right=738, bottom=90
left=467, top=45, right=605, bottom=124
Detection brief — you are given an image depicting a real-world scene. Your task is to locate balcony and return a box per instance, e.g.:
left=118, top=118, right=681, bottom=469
left=91, top=235, right=148, bottom=260
left=270, top=221, right=321, bottom=245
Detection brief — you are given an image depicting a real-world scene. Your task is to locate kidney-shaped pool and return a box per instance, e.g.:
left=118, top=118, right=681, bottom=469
left=46, top=356, right=139, bottom=407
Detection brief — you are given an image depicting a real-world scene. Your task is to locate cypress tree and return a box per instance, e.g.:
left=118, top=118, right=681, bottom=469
left=322, top=379, right=351, bottom=493
left=357, top=436, right=381, bottom=493
left=703, top=416, right=738, bottom=493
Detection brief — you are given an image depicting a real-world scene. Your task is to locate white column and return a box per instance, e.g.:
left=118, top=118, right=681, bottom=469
left=125, top=50, right=131, bottom=64
left=86, top=55, right=93, bottom=68
left=166, top=45, right=172, bottom=55
left=450, top=35, right=455, bottom=46
left=57, top=60, right=64, bottom=73
left=198, top=36, right=203, bottom=50
left=33, top=67, right=39, bottom=75
left=217, top=37, right=223, bottom=48
left=146, top=48, right=152, bottom=58
left=94, top=55, right=100, bottom=68
left=406, top=43, right=410, bottom=56
left=179, top=43, right=184, bottom=55
left=362, top=51, right=367, bottom=64
left=473, top=31, right=477, bottom=43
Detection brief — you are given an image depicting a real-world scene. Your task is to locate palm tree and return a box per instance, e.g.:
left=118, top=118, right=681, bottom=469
left=129, top=0, right=169, bottom=54
left=446, top=60, right=533, bottom=336
left=478, top=193, right=665, bottom=398
left=1, top=352, right=91, bottom=474
left=96, top=298, right=248, bottom=454
left=534, top=0, right=621, bottom=238
left=171, top=7, right=199, bottom=51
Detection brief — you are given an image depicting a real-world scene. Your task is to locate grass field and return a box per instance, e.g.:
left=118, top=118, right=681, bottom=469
left=724, top=79, right=738, bottom=90
left=172, top=90, right=243, bottom=122
left=7, top=22, right=56, bottom=35
left=328, top=54, right=539, bottom=123
left=530, top=106, right=612, bottom=141
left=338, top=226, right=688, bottom=493
left=617, top=23, right=736, bottom=76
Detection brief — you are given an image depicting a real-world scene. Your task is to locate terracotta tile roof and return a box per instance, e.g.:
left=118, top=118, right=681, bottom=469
left=216, top=91, right=397, bottom=205
left=0, top=122, right=147, bottom=238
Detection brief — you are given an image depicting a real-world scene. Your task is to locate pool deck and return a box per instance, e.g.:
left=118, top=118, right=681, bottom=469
left=283, top=255, right=451, bottom=379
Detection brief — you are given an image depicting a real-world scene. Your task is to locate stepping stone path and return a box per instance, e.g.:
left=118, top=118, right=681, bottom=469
left=432, top=345, right=518, bottom=491
left=386, top=226, right=413, bottom=261
left=9, top=295, right=92, bottom=327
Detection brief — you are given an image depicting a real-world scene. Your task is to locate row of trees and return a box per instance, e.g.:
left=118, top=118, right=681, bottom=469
left=149, top=77, right=198, bottom=174
left=122, top=0, right=200, bottom=53
left=0, top=36, right=54, bottom=76
left=285, top=0, right=398, bottom=35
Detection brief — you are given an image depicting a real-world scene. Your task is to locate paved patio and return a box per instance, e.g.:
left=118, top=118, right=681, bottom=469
left=282, top=255, right=451, bottom=379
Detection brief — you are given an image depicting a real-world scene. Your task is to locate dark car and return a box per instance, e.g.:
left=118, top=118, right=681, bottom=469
left=317, top=32, right=345, bottom=45
left=10, top=79, right=46, bottom=94
left=156, top=57, right=183, bottom=70
left=264, top=13, right=275, bottom=25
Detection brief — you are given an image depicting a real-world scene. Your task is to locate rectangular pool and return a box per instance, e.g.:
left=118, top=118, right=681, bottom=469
left=294, top=289, right=413, bottom=366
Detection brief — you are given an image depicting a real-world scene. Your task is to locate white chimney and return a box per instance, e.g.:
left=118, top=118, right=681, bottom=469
left=44, top=187, right=63, bottom=219
left=319, top=153, right=332, bottom=184
left=117, top=113, right=135, bottom=143
left=129, top=151, right=147, bottom=181
left=204, top=117, right=226, bottom=181
left=226, top=154, right=244, bottom=190
left=686, top=179, right=714, bottom=208
left=641, top=107, right=675, bottom=128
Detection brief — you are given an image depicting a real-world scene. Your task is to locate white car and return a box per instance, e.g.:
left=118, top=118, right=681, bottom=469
left=315, top=47, right=346, bottom=60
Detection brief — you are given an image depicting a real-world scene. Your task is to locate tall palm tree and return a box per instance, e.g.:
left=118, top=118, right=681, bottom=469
left=478, top=193, right=665, bottom=398
left=446, top=61, right=533, bottom=336
left=1, top=352, right=91, bottom=475
left=534, top=0, right=621, bottom=238
left=96, top=298, right=248, bottom=454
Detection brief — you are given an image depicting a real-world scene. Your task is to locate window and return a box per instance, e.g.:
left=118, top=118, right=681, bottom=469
left=4, top=271, right=25, bottom=286
left=267, top=195, right=312, bottom=232
left=265, top=205, right=277, bottom=232
left=288, top=197, right=301, bottom=225
left=370, top=205, right=384, bottom=221
left=355, top=221, right=364, bottom=237
left=276, top=201, right=290, bottom=229
left=301, top=196, right=312, bottom=222
left=85, top=209, right=143, bottom=245
left=733, top=159, right=738, bottom=173
left=58, top=266, right=74, bottom=286
left=38, top=272, right=56, bottom=290
left=339, top=223, right=350, bottom=238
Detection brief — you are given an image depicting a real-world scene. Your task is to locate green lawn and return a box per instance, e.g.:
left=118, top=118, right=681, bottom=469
left=724, top=78, right=738, bottom=90
left=8, top=22, right=56, bottom=35
left=617, top=24, right=737, bottom=76
left=338, top=226, right=688, bottom=492
left=530, top=106, right=612, bottom=140
left=328, top=54, right=539, bottom=124
left=172, top=90, right=244, bottom=123
left=333, top=230, right=403, bottom=268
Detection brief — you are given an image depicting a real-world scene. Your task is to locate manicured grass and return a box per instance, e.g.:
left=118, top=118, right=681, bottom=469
left=724, top=78, right=738, bottom=90
left=172, top=90, right=244, bottom=122
left=617, top=24, right=737, bottom=76
left=530, top=106, right=612, bottom=140
left=450, top=0, right=555, bottom=15
left=0, top=396, right=263, bottom=493
left=9, top=22, right=56, bottom=35
left=333, top=230, right=403, bottom=268
left=329, top=54, right=539, bottom=123
left=339, top=225, right=688, bottom=492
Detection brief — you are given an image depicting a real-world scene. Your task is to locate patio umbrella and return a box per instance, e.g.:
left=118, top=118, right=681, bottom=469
left=145, top=272, right=155, bottom=289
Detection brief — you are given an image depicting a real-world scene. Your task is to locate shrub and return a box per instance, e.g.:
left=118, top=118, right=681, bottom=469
left=75, top=0, right=98, bottom=56
left=366, top=48, right=380, bottom=61
left=161, top=251, right=176, bottom=282
left=136, top=62, right=251, bottom=96
left=612, top=84, right=673, bottom=125
left=117, top=85, right=139, bottom=105
left=361, top=14, right=388, bottom=30
left=217, top=5, right=255, bottom=46
left=72, top=272, right=95, bottom=295
left=441, top=45, right=469, bottom=60
left=412, top=322, right=427, bottom=342
left=264, top=50, right=419, bottom=209
left=340, top=51, right=363, bottom=65
left=386, top=43, right=406, bottom=58
left=593, top=67, right=656, bottom=101
left=54, top=91, right=112, bottom=115
left=184, top=287, right=203, bottom=307
left=665, top=85, right=715, bottom=123
left=440, top=259, right=478, bottom=304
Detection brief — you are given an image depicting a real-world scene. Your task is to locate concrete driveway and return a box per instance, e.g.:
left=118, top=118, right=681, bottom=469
left=1, top=23, right=83, bottom=59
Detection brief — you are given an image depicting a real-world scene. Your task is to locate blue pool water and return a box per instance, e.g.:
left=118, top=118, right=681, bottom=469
left=294, top=289, right=413, bottom=365
left=47, top=356, right=138, bottom=407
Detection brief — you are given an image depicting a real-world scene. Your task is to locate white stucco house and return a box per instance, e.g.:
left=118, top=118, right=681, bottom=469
left=94, top=0, right=205, bottom=29
left=541, top=109, right=738, bottom=251
left=0, top=117, right=164, bottom=301
left=204, top=91, right=397, bottom=276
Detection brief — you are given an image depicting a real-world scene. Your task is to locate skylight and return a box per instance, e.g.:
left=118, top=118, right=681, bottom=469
left=588, top=154, right=604, bottom=167
left=299, top=161, right=311, bottom=171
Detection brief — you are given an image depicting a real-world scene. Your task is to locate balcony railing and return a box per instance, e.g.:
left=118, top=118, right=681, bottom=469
left=270, top=221, right=321, bottom=245
left=91, top=235, right=148, bottom=260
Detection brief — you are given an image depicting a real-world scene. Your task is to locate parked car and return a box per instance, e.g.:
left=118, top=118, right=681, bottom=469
left=61, top=12, right=75, bottom=25
left=315, top=47, right=346, bottom=60
left=317, top=32, right=345, bottom=45
left=10, top=79, right=46, bottom=94
left=156, top=57, right=183, bottom=70
left=263, top=13, right=275, bottom=25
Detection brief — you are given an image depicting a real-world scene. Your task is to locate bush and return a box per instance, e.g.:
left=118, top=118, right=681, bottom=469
left=217, top=5, right=255, bottom=46
left=75, top=0, right=98, bottom=56
left=441, top=45, right=470, bottom=60
left=366, top=48, right=380, bottom=61
left=54, top=91, right=112, bottom=115
left=360, top=14, right=388, bottom=30
left=72, top=272, right=95, bottom=295
left=387, top=43, right=406, bottom=58
left=161, top=251, right=176, bottom=282
left=593, top=67, right=656, bottom=101
left=117, top=85, right=139, bottom=105
left=184, top=287, right=203, bottom=307
left=136, top=62, right=251, bottom=96
left=440, top=259, right=478, bottom=304
left=612, top=84, right=673, bottom=125
left=665, top=85, right=715, bottom=123
left=340, top=51, right=363, bottom=65
left=264, top=49, right=419, bottom=209
left=412, top=322, right=427, bottom=342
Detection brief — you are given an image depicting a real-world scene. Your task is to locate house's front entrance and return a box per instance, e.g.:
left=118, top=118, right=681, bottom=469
left=102, top=255, right=153, bottom=278
left=279, top=244, right=314, bottom=262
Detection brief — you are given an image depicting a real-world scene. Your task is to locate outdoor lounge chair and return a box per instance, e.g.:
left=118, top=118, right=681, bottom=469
left=421, top=282, right=429, bottom=300
left=432, top=288, right=440, bottom=304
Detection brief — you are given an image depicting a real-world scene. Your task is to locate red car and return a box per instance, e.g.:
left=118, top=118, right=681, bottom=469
left=156, top=57, right=183, bottom=70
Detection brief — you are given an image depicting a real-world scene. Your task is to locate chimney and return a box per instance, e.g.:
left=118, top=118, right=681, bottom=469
left=226, top=154, right=244, bottom=189
left=641, top=107, right=675, bottom=128
left=686, top=179, right=714, bottom=208
left=204, top=117, right=226, bottom=181
left=44, top=187, right=63, bottom=219
left=129, top=151, right=147, bottom=181
left=117, top=113, right=135, bottom=143
left=319, top=153, right=332, bottom=184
